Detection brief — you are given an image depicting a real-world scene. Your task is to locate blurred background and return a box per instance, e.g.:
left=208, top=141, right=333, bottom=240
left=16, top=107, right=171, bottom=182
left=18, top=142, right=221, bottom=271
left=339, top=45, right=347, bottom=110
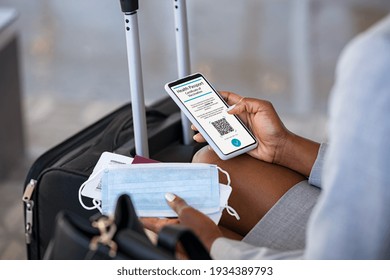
left=0, top=0, right=389, bottom=259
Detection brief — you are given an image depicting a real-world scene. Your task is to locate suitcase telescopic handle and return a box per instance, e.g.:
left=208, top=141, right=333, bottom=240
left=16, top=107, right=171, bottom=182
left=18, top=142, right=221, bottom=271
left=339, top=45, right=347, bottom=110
left=119, top=0, right=194, bottom=156
left=120, top=0, right=138, bottom=13
left=173, top=0, right=194, bottom=145
left=120, top=0, right=149, bottom=158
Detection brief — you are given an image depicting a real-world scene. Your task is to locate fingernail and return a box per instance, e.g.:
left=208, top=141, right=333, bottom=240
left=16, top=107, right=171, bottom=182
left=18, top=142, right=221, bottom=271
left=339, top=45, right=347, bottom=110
left=165, top=193, right=176, bottom=202
left=226, top=104, right=236, bottom=112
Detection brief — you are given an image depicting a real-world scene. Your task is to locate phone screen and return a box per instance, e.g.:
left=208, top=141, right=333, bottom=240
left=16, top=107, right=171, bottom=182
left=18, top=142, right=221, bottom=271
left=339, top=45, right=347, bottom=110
left=168, top=74, right=257, bottom=156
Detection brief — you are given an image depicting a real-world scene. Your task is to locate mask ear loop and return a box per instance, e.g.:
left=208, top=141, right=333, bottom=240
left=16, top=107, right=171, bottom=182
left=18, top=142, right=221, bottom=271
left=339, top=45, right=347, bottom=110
left=217, top=166, right=231, bottom=186
left=78, top=170, right=103, bottom=213
left=216, top=166, right=240, bottom=220
left=225, top=205, right=240, bottom=220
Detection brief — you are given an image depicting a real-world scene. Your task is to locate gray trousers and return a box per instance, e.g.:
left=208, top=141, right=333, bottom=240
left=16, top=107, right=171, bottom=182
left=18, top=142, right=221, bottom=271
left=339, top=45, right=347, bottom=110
left=243, top=180, right=320, bottom=251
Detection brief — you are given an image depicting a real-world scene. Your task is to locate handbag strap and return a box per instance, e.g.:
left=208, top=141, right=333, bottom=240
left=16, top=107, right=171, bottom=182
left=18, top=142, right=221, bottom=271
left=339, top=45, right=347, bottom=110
left=157, top=225, right=212, bottom=260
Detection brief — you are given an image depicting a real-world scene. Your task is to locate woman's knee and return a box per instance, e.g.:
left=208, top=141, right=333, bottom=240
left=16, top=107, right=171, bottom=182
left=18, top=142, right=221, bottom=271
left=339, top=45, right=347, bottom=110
left=192, top=145, right=221, bottom=164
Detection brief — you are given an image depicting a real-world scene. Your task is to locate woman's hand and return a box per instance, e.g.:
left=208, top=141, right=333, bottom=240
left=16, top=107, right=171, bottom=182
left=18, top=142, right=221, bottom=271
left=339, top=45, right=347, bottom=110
left=141, top=193, right=223, bottom=252
left=192, top=91, right=320, bottom=176
left=193, top=91, right=290, bottom=164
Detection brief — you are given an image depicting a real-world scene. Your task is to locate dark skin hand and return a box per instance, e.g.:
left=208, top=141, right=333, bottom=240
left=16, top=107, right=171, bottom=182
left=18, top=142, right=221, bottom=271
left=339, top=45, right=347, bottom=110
left=141, top=193, right=223, bottom=252
left=193, top=91, right=320, bottom=177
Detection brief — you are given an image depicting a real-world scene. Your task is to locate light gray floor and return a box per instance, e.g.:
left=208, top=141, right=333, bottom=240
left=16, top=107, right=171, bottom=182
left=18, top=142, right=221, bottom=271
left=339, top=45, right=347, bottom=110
left=0, top=0, right=389, bottom=259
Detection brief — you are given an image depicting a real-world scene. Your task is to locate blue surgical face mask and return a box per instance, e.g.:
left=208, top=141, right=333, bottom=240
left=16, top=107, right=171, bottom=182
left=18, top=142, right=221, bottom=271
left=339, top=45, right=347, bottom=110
left=78, top=162, right=240, bottom=223
left=100, top=163, right=221, bottom=217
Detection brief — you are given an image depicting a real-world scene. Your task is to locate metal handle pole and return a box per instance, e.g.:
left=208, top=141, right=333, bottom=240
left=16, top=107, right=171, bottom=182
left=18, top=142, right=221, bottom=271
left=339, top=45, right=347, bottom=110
left=173, top=0, right=193, bottom=145
left=120, top=0, right=149, bottom=157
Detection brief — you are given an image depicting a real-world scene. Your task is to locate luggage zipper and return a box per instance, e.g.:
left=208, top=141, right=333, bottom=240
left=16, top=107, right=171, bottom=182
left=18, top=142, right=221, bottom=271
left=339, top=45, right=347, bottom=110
left=22, top=179, right=37, bottom=244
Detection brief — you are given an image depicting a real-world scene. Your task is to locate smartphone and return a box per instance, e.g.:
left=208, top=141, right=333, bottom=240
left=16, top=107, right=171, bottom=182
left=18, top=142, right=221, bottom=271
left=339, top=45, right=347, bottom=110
left=165, top=73, right=258, bottom=160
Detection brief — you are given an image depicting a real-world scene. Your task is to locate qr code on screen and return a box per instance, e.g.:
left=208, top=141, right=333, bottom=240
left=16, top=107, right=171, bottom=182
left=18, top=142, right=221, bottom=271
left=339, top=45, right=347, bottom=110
left=211, top=118, right=234, bottom=136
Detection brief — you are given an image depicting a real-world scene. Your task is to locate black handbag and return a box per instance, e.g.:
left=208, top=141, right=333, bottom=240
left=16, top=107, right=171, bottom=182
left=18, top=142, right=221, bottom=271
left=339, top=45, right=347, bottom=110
left=44, top=194, right=211, bottom=260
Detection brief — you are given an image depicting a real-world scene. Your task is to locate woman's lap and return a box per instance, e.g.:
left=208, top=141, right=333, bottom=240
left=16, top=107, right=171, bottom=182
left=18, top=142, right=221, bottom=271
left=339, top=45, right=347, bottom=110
left=243, top=180, right=320, bottom=250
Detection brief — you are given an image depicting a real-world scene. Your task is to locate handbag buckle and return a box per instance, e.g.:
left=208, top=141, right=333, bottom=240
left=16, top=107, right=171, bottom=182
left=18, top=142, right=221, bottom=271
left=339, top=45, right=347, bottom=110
left=89, top=216, right=118, bottom=257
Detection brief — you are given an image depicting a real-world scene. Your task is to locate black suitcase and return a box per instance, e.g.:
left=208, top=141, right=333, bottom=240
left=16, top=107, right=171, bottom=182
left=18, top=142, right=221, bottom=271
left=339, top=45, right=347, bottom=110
left=22, top=0, right=201, bottom=260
